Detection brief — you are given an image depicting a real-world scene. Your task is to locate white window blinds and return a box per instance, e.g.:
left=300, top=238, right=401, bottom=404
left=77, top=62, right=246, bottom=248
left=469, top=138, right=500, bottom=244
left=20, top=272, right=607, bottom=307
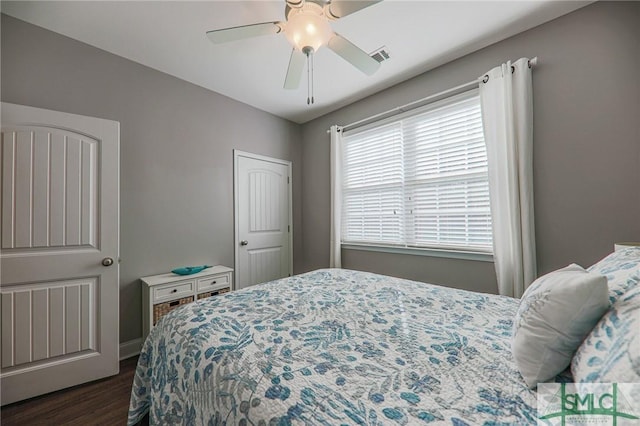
left=341, top=90, right=492, bottom=253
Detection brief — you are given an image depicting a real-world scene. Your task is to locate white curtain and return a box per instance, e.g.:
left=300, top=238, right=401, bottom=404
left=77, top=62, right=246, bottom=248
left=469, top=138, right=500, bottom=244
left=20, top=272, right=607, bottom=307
left=329, top=125, right=343, bottom=268
left=480, top=57, right=536, bottom=298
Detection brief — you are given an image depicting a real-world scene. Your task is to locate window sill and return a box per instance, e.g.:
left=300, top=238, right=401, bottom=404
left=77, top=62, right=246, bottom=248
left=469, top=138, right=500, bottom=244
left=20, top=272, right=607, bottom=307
left=341, top=243, right=494, bottom=262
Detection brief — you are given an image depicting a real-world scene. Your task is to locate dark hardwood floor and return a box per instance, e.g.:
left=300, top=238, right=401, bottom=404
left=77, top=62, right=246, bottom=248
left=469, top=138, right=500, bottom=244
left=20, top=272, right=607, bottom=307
left=1, top=356, right=145, bottom=425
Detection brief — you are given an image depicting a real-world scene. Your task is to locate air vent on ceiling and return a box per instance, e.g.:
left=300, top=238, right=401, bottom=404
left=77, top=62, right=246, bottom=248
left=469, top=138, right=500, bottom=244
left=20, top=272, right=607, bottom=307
left=370, top=46, right=391, bottom=63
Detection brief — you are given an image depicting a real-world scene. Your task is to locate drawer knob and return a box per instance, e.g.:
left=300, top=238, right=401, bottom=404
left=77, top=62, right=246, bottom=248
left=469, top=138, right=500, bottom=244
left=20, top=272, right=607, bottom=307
left=211, top=281, right=217, bottom=284
left=172, top=289, right=178, bottom=293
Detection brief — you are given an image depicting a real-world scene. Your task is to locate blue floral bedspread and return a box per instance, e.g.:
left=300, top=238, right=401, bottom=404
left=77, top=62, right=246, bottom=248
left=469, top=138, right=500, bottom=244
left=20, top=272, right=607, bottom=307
left=128, top=269, right=539, bottom=425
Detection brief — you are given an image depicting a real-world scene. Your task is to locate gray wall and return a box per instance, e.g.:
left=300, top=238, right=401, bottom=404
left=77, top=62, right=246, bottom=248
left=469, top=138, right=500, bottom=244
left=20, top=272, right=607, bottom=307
left=300, top=1, right=640, bottom=294
left=1, top=14, right=303, bottom=344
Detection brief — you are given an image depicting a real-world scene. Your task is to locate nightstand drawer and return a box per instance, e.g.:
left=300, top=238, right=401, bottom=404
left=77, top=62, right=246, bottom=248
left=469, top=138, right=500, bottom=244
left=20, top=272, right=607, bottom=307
left=197, top=274, right=230, bottom=291
left=153, top=281, right=194, bottom=302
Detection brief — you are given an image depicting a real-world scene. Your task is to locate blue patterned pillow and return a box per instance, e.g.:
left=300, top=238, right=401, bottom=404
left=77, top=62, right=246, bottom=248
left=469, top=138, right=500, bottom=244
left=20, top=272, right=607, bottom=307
left=571, top=285, right=640, bottom=383
left=512, top=264, right=609, bottom=388
left=588, top=247, right=640, bottom=303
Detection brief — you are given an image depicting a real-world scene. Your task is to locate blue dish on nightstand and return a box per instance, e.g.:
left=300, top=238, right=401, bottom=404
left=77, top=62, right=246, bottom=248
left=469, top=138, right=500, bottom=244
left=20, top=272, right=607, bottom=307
left=171, top=265, right=212, bottom=275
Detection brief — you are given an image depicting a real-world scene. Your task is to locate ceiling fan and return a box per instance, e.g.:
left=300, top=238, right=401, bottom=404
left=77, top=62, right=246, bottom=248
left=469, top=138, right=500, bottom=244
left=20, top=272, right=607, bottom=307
left=206, top=0, right=382, bottom=104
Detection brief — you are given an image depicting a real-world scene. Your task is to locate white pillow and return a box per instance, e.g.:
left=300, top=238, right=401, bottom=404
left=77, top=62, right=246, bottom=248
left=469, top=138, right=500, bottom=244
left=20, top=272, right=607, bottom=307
left=512, top=264, right=608, bottom=388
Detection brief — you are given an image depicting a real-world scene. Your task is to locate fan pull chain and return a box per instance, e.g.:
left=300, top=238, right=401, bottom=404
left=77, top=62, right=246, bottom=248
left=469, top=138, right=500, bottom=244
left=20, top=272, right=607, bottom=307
left=310, top=52, right=315, bottom=105
left=306, top=52, right=311, bottom=105
left=304, top=49, right=315, bottom=106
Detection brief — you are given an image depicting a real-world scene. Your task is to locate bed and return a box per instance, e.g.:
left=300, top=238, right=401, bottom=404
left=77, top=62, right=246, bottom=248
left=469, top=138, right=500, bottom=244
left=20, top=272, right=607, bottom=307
left=127, top=250, right=640, bottom=425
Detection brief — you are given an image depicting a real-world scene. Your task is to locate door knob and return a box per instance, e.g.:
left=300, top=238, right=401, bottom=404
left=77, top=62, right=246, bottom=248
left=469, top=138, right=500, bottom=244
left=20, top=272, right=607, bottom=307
left=240, top=240, right=248, bottom=246
left=102, top=257, right=114, bottom=267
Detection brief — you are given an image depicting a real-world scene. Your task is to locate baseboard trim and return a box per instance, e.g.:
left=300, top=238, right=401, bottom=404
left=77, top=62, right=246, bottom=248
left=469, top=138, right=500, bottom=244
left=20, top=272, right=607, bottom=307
left=119, top=338, right=143, bottom=360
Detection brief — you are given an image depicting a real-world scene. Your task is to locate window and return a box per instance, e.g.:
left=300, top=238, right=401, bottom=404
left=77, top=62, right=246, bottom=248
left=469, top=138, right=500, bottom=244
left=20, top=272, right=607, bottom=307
left=341, top=90, right=492, bottom=255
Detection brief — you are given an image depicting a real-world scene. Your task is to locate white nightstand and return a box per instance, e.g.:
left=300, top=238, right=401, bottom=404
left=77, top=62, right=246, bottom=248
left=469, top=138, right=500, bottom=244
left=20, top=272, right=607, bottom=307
left=141, top=265, right=233, bottom=339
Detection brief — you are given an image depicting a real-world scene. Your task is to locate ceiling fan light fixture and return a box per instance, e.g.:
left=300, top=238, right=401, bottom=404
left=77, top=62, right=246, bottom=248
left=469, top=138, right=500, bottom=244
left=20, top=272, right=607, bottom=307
left=284, top=2, right=332, bottom=52
left=206, top=0, right=383, bottom=102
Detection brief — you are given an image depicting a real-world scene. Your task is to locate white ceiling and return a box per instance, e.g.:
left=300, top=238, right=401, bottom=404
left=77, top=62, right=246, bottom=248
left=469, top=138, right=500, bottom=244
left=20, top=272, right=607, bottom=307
left=2, top=1, right=590, bottom=123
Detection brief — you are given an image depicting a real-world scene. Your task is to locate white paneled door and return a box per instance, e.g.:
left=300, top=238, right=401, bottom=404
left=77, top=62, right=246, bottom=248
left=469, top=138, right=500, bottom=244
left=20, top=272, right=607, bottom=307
left=235, top=151, right=292, bottom=290
left=0, top=103, right=119, bottom=405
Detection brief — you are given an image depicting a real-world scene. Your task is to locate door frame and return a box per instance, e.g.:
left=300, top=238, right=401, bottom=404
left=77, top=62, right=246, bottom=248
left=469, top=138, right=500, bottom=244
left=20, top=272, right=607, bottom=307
left=233, top=150, right=293, bottom=289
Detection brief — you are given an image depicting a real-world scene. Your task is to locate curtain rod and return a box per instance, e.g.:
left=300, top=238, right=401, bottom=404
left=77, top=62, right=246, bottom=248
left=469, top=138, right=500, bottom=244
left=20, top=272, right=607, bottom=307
left=327, top=57, right=538, bottom=134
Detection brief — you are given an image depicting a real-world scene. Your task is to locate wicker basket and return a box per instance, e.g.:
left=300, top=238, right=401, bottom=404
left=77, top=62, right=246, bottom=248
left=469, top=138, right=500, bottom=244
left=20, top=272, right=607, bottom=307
left=197, top=287, right=230, bottom=300
left=153, top=295, right=194, bottom=325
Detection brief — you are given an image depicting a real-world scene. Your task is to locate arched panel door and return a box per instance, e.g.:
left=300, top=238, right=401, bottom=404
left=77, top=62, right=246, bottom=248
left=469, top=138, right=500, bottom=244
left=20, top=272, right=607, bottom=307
left=1, top=103, right=119, bottom=405
left=234, top=151, right=292, bottom=290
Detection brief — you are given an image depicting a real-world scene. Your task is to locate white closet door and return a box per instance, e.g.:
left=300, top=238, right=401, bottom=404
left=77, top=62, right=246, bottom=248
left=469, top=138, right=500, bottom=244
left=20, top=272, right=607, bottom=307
left=235, top=151, right=292, bottom=290
left=1, top=103, right=120, bottom=405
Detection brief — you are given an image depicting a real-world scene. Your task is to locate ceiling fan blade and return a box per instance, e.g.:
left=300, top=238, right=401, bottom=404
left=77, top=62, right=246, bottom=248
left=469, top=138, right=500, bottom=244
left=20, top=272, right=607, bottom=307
left=328, top=33, right=381, bottom=75
left=325, top=0, right=381, bottom=20
left=206, top=22, right=282, bottom=44
left=284, top=49, right=306, bottom=90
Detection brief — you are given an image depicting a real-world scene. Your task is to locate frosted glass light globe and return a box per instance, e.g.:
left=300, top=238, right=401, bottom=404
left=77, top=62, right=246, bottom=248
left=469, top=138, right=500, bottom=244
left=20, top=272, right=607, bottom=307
left=284, top=2, right=332, bottom=53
